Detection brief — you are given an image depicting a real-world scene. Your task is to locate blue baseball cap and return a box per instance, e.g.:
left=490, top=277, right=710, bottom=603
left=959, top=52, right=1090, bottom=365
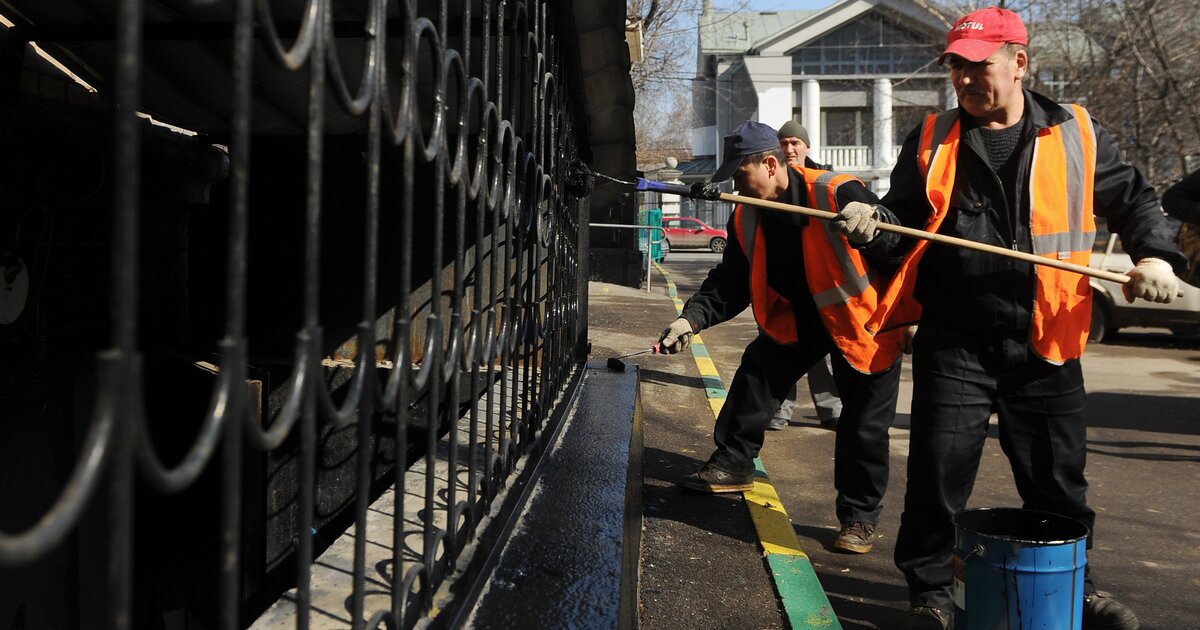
left=711, top=120, right=780, bottom=183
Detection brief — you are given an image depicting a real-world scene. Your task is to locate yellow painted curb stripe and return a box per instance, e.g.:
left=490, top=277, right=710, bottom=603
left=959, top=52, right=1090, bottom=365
left=746, top=476, right=808, bottom=557
left=654, top=261, right=841, bottom=629
left=694, top=356, right=719, bottom=376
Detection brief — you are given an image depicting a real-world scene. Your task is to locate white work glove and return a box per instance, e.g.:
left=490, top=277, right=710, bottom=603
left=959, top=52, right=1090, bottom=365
left=1123, top=257, right=1180, bottom=304
left=834, top=202, right=881, bottom=244
left=657, top=317, right=694, bottom=354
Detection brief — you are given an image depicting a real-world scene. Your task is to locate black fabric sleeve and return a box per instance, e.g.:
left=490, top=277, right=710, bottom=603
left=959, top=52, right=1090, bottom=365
left=1090, top=119, right=1188, bottom=274
left=678, top=217, right=752, bottom=331
left=834, top=178, right=881, bottom=207
left=1162, top=170, right=1200, bottom=225
left=851, top=125, right=927, bottom=271
left=833, top=179, right=906, bottom=275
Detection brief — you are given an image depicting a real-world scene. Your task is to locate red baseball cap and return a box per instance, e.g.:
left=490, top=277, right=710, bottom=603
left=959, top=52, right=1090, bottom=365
left=940, top=6, right=1028, bottom=64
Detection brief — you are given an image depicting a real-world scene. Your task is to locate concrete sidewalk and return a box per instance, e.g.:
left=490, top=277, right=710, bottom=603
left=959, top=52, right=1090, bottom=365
left=585, top=258, right=1200, bottom=629
left=587, top=279, right=790, bottom=629
left=587, top=275, right=911, bottom=629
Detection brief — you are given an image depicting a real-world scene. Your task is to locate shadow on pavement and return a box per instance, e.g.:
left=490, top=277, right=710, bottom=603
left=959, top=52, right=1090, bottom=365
left=636, top=367, right=708, bottom=389
left=1086, top=440, right=1200, bottom=462
left=1086, top=392, right=1200, bottom=436
left=642, top=447, right=761, bottom=546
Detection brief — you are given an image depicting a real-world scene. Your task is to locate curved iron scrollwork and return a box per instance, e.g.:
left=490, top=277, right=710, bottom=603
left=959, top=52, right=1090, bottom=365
left=0, top=0, right=586, bottom=628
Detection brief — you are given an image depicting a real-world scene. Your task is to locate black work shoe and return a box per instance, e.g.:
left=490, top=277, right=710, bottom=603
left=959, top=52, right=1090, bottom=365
left=898, top=606, right=952, bottom=630
left=832, top=521, right=875, bottom=554
left=768, top=416, right=789, bottom=430
left=679, top=464, right=753, bottom=493
left=1083, top=591, right=1139, bottom=630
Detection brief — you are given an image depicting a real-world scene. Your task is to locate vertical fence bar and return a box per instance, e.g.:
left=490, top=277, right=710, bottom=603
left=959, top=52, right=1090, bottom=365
left=109, top=0, right=143, bottom=627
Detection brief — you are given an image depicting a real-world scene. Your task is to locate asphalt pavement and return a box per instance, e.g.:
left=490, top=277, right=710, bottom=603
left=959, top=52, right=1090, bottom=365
left=585, top=252, right=1200, bottom=630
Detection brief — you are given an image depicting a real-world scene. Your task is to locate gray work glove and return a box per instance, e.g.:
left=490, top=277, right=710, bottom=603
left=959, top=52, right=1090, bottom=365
left=657, top=317, right=695, bottom=354
left=833, top=201, right=881, bottom=244
left=1123, top=257, right=1180, bottom=304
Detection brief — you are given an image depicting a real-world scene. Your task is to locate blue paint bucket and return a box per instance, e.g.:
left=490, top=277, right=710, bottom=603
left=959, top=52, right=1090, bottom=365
left=952, top=508, right=1089, bottom=630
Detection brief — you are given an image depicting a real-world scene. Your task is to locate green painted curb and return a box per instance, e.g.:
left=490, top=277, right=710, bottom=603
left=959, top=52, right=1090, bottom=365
left=768, top=554, right=843, bottom=629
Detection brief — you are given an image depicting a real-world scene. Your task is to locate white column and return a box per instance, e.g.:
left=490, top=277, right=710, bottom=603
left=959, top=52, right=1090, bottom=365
left=873, top=78, right=894, bottom=170
left=743, top=56, right=792, bottom=131
left=715, top=71, right=727, bottom=166
left=802, top=79, right=821, bottom=156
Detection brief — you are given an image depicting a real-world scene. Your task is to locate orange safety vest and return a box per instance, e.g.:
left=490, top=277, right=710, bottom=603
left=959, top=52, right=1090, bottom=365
left=868, top=105, right=1098, bottom=364
left=736, top=165, right=905, bottom=373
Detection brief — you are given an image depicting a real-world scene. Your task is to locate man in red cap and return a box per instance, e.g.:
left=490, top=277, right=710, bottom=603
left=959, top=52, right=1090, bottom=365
left=832, top=6, right=1184, bottom=629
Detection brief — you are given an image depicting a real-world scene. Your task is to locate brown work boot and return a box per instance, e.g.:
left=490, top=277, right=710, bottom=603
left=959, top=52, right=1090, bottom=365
left=832, top=521, right=875, bottom=554
left=678, top=464, right=753, bottom=493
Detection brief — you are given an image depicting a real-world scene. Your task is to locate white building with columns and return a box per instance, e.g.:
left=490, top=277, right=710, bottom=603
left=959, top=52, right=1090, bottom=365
left=689, top=0, right=954, bottom=192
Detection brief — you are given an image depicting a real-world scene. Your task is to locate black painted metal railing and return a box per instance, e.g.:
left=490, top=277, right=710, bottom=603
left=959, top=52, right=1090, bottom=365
left=0, top=0, right=586, bottom=627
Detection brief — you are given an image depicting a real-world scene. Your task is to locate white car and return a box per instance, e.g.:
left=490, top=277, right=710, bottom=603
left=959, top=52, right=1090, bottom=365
left=1088, top=231, right=1200, bottom=342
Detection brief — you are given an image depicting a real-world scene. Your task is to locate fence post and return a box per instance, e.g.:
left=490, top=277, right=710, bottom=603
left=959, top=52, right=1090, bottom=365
left=588, top=223, right=665, bottom=293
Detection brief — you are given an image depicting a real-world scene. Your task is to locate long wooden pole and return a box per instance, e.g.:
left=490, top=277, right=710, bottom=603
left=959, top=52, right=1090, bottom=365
left=627, top=175, right=1182, bottom=296
left=718, top=191, right=1140, bottom=286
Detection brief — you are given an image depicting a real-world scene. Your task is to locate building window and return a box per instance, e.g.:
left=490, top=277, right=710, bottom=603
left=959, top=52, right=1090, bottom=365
left=823, top=109, right=873, bottom=147
left=893, top=107, right=931, bottom=145
left=1036, top=68, right=1075, bottom=101
left=792, top=12, right=940, bottom=76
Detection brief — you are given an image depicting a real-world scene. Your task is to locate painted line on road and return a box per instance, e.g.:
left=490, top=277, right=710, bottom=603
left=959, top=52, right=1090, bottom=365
left=653, top=261, right=842, bottom=630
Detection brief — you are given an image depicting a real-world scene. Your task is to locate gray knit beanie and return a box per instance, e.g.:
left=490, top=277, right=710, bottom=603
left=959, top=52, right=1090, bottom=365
left=777, top=120, right=810, bottom=147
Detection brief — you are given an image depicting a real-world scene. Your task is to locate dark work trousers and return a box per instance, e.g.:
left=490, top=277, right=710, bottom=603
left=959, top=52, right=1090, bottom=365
left=831, top=350, right=902, bottom=525
left=895, top=320, right=1095, bottom=613
left=709, top=332, right=903, bottom=525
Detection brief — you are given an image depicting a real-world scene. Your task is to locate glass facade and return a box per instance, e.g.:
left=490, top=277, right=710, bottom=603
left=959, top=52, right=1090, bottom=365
left=792, top=12, right=941, bottom=75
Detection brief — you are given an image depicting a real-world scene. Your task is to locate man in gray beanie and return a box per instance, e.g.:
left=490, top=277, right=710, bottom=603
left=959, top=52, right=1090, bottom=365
left=778, top=120, right=827, bottom=171
left=770, top=120, right=842, bottom=431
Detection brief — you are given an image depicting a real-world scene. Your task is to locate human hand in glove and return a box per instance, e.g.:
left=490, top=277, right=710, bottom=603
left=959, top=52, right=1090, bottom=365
left=833, top=202, right=881, bottom=244
left=689, top=182, right=722, bottom=201
left=1122, top=257, right=1180, bottom=304
left=658, top=317, right=695, bottom=354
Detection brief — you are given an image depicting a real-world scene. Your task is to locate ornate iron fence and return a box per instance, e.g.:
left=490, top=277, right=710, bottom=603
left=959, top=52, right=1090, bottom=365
left=0, top=0, right=587, bottom=627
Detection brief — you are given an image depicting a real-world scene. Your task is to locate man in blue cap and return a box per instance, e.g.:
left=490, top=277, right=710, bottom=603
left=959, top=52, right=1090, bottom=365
left=772, top=119, right=843, bottom=432
left=657, top=120, right=906, bottom=555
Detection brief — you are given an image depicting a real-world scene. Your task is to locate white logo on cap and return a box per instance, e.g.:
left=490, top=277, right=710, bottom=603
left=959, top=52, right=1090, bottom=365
left=955, top=21, right=985, bottom=31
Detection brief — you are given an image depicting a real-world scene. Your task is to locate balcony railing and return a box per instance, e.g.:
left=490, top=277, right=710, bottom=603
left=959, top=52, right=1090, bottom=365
left=819, top=145, right=903, bottom=170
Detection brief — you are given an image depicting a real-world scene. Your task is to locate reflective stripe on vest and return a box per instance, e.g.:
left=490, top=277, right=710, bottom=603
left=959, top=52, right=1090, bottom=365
left=1028, top=105, right=1097, bottom=363
left=869, top=105, right=1098, bottom=364
left=809, top=171, right=878, bottom=309
left=737, top=165, right=904, bottom=373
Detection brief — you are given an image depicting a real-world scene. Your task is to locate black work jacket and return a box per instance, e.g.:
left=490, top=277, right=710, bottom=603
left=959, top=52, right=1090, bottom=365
left=864, top=89, right=1186, bottom=334
left=1163, top=169, right=1200, bottom=225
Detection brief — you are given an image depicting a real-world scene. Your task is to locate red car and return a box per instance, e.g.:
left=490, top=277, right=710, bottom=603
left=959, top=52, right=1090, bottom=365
left=662, top=216, right=728, bottom=254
